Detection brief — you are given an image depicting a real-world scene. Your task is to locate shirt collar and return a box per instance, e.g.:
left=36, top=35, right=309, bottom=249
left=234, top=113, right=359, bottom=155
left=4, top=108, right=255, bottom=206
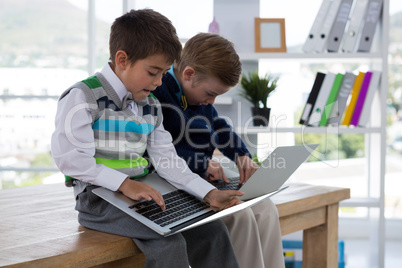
left=168, top=65, right=188, bottom=110
left=101, top=62, right=128, bottom=102
left=168, top=65, right=183, bottom=100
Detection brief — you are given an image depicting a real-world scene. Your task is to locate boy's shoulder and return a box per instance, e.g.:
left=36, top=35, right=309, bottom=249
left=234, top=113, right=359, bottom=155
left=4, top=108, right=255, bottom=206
left=80, top=75, right=102, bottom=89
left=61, top=74, right=103, bottom=96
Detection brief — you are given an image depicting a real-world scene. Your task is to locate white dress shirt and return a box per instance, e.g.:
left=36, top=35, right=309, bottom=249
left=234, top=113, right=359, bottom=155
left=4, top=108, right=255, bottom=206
left=51, top=63, right=215, bottom=200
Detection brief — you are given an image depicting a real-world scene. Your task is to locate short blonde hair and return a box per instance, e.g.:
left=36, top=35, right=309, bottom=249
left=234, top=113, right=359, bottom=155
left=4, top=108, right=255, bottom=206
left=176, top=33, right=241, bottom=87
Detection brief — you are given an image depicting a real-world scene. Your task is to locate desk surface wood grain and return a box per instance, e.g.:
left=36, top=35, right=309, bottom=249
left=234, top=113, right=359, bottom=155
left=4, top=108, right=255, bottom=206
left=271, top=183, right=350, bottom=217
left=0, top=182, right=349, bottom=267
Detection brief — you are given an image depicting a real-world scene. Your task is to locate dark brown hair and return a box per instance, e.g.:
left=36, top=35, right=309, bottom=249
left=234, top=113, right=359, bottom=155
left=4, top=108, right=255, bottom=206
left=109, top=9, right=182, bottom=65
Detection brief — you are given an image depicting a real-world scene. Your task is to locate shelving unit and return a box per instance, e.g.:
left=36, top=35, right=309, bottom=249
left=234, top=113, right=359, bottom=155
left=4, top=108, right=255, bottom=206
left=235, top=126, right=383, bottom=134
left=239, top=52, right=383, bottom=61
left=213, top=0, right=388, bottom=267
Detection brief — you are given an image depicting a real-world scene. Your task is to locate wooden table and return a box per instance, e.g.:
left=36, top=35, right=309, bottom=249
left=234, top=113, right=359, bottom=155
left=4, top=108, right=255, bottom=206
left=271, top=183, right=350, bottom=268
left=0, top=182, right=349, bottom=268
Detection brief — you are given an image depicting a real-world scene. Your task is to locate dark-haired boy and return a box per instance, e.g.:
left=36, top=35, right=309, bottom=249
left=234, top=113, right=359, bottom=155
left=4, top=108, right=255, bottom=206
left=51, top=10, right=240, bottom=268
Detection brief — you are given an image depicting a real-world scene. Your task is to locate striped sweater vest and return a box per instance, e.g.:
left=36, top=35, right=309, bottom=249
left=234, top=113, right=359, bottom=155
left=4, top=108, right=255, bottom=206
left=60, top=73, right=162, bottom=186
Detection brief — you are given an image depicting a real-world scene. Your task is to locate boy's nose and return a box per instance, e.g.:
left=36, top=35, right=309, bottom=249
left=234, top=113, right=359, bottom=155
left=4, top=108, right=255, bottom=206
left=153, top=76, right=163, bottom=87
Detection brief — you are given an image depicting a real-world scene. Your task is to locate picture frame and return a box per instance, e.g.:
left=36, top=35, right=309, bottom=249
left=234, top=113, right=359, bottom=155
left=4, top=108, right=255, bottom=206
left=254, top=18, right=287, bottom=53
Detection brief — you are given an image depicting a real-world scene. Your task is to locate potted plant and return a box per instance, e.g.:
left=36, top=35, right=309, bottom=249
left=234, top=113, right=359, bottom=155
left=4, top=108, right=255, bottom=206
left=239, top=71, right=279, bottom=126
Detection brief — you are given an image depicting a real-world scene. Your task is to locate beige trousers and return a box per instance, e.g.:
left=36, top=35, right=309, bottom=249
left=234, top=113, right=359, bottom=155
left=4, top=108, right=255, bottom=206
left=221, top=198, right=285, bottom=268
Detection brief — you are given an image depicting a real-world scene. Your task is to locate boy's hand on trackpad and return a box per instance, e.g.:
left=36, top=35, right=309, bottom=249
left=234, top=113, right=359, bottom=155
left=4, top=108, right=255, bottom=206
left=203, top=189, right=244, bottom=211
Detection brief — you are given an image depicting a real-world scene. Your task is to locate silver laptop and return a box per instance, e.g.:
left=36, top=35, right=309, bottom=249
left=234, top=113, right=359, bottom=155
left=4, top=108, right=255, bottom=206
left=211, top=144, right=319, bottom=201
left=92, top=144, right=318, bottom=236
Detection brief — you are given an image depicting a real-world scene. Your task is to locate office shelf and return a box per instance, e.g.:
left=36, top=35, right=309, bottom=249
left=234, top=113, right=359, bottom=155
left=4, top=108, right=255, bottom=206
left=213, top=0, right=388, bottom=266
left=239, top=52, right=383, bottom=62
left=236, top=126, right=382, bottom=135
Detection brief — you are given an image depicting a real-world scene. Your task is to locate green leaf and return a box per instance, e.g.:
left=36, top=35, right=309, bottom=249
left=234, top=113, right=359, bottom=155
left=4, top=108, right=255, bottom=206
left=239, top=71, right=279, bottom=108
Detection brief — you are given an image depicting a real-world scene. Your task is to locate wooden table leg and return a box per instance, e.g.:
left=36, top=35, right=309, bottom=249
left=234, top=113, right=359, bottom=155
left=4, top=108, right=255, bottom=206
left=302, top=203, right=339, bottom=268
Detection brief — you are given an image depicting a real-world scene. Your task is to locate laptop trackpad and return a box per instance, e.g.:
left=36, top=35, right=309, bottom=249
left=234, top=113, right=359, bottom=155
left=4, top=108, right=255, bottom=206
left=135, top=173, right=177, bottom=195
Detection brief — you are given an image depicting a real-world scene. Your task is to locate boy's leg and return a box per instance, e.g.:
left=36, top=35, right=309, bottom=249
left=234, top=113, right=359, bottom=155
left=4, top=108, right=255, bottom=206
left=75, top=184, right=239, bottom=268
left=182, top=220, right=240, bottom=268
left=75, top=185, right=190, bottom=268
left=221, top=207, right=265, bottom=268
left=251, top=198, right=285, bottom=268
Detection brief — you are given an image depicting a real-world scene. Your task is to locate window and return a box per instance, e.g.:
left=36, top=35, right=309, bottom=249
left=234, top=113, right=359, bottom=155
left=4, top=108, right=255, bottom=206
left=0, top=0, right=90, bottom=188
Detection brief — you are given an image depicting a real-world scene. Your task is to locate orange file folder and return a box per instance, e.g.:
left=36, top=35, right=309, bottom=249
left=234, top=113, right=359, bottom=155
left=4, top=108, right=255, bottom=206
left=342, top=72, right=365, bottom=125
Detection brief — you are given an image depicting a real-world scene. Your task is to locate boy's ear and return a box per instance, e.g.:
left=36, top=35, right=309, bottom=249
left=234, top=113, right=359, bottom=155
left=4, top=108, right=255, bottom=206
left=115, top=50, right=129, bottom=70
left=183, top=66, right=196, bottom=81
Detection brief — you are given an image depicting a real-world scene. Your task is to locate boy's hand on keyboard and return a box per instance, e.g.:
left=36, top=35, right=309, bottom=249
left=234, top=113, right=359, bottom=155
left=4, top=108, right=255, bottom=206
left=206, top=160, right=229, bottom=183
left=203, top=189, right=244, bottom=211
left=118, top=177, right=166, bottom=210
left=236, top=156, right=259, bottom=184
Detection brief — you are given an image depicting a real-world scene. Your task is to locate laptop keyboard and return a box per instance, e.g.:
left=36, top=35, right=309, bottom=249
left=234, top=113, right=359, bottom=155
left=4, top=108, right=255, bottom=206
left=211, top=177, right=242, bottom=190
left=129, top=190, right=210, bottom=227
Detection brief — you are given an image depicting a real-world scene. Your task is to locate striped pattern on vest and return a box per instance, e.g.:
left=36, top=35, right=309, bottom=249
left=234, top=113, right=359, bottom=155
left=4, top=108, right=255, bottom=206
left=60, top=73, right=162, bottom=185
